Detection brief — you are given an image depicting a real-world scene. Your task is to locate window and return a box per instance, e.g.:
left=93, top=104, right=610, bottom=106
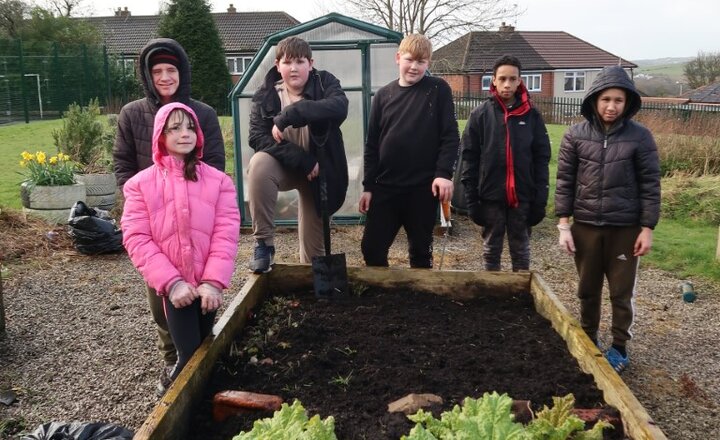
left=116, top=58, right=135, bottom=72
left=481, top=75, right=492, bottom=91
left=564, top=71, right=585, bottom=92
left=227, top=56, right=253, bottom=75
left=521, top=74, right=541, bottom=92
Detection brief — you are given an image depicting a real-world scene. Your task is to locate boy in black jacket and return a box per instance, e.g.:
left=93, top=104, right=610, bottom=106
left=359, top=34, right=459, bottom=268
left=247, top=37, right=349, bottom=273
left=461, top=55, right=551, bottom=271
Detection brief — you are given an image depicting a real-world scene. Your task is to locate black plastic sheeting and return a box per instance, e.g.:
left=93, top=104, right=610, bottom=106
left=66, top=201, right=124, bottom=255
left=21, top=421, right=133, bottom=440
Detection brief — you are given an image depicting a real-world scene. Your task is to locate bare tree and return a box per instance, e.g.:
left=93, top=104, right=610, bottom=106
left=684, top=51, right=720, bottom=90
left=334, top=0, right=521, bottom=44
left=42, top=0, right=91, bottom=17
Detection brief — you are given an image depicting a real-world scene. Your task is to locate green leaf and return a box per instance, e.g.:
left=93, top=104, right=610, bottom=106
left=232, top=400, right=337, bottom=440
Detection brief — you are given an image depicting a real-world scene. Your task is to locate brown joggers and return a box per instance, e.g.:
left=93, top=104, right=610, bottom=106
left=572, top=222, right=641, bottom=348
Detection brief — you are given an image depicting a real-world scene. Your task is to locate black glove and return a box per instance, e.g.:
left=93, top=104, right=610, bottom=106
left=527, top=203, right=546, bottom=226
left=469, top=202, right=485, bottom=226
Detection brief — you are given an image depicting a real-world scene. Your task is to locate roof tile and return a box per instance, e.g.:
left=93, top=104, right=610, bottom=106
left=432, top=30, right=636, bottom=74
left=84, top=11, right=299, bottom=55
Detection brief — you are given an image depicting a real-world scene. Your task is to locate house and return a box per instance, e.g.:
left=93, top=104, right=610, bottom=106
left=84, top=5, right=299, bottom=83
left=681, top=82, right=720, bottom=104
left=432, top=23, right=637, bottom=98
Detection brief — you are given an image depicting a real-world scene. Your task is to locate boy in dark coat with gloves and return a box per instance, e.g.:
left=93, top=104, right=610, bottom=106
left=461, top=55, right=551, bottom=272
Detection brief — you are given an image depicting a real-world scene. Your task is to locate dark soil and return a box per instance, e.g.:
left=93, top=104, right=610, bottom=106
left=189, top=287, right=619, bottom=439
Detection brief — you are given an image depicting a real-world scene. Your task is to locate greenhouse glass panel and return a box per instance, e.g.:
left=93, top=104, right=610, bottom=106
left=294, top=23, right=384, bottom=43
left=240, top=50, right=276, bottom=97
left=371, top=43, right=401, bottom=91
left=313, top=49, right=362, bottom=88
left=338, top=91, right=365, bottom=216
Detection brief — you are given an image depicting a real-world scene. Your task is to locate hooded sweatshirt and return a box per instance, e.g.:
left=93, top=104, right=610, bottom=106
left=121, top=102, right=240, bottom=295
left=113, top=38, right=225, bottom=187
left=555, top=66, right=661, bottom=229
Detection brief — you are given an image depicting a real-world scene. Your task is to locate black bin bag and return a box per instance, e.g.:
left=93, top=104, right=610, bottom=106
left=67, top=201, right=124, bottom=255
left=21, top=421, right=133, bottom=440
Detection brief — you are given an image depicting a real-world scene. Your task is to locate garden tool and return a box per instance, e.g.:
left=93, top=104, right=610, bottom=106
left=311, top=144, right=348, bottom=299
left=438, top=200, right=451, bottom=270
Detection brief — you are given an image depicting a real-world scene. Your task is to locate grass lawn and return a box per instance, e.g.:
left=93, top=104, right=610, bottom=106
left=0, top=120, right=62, bottom=209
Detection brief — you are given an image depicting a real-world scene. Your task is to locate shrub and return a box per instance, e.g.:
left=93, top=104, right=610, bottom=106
left=636, top=111, right=720, bottom=176
left=52, top=98, right=107, bottom=173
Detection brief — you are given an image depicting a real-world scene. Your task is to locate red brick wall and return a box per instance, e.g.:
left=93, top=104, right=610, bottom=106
left=440, top=74, right=466, bottom=93
left=468, top=75, right=484, bottom=94
left=539, top=73, right=554, bottom=98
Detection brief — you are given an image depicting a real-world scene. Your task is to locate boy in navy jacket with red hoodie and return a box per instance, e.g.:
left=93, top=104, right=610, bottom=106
left=461, top=55, right=551, bottom=271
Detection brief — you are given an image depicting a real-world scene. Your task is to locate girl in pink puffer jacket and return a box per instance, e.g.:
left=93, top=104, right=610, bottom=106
left=122, top=102, right=240, bottom=391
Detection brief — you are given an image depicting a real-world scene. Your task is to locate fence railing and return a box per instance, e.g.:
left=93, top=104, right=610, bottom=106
left=452, top=92, right=720, bottom=126
left=0, top=39, right=145, bottom=124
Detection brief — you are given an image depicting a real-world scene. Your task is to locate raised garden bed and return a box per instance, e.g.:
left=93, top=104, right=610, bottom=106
left=134, top=265, right=667, bottom=440
left=191, top=285, right=613, bottom=439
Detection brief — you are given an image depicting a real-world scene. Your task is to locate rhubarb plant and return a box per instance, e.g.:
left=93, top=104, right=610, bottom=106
left=233, top=400, right=337, bottom=440
left=403, top=392, right=611, bottom=440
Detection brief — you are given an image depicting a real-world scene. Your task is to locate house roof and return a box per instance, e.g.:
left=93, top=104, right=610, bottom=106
left=84, top=11, right=299, bottom=55
left=432, top=29, right=637, bottom=74
left=682, top=82, right=720, bottom=104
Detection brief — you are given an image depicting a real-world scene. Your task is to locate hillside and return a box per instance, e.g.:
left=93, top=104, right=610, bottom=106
left=633, top=57, right=691, bottom=81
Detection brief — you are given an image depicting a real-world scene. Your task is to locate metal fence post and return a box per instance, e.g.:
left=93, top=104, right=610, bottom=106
left=103, top=45, right=111, bottom=108
left=17, top=39, right=29, bottom=123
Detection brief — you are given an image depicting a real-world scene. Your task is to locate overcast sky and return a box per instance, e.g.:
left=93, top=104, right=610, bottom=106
left=89, top=0, right=719, bottom=60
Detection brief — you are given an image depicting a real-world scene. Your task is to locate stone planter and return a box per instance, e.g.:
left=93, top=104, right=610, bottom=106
left=20, top=181, right=86, bottom=224
left=74, top=173, right=117, bottom=211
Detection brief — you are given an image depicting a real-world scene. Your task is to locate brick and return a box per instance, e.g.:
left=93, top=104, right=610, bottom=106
left=212, top=390, right=283, bottom=422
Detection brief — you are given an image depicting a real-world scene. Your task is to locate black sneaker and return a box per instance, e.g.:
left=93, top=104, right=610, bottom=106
left=155, top=365, right=175, bottom=397
left=249, top=240, right=275, bottom=274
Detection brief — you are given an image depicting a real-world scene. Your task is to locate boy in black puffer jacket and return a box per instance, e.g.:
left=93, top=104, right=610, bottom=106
left=555, top=65, right=661, bottom=373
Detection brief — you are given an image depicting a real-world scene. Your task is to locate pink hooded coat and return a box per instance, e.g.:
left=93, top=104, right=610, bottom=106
left=121, top=102, right=240, bottom=295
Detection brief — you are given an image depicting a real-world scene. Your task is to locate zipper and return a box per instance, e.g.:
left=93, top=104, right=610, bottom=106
left=599, top=134, right=608, bottom=223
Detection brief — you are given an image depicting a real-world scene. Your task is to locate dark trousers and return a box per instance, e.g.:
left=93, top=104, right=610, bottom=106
left=163, top=297, right=216, bottom=379
left=361, top=186, right=437, bottom=268
left=146, top=285, right=177, bottom=366
left=480, top=201, right=530, bottom=271
left=572, top=223, right=640, bottom=348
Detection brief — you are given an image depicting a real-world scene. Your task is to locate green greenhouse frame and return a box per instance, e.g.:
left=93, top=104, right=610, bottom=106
left=228, top=13, right=403, bottom=226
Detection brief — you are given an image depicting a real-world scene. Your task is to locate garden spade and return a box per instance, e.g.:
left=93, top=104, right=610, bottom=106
left=438, top=200, right=451, bottom=270
left=311, top=145, right=348, bottom=299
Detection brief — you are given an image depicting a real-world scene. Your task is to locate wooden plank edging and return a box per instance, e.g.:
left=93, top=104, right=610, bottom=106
left=530, top=273, right=667, bottom=440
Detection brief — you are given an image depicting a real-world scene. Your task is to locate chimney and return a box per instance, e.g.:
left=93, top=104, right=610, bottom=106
left=116, top=6, right=131, bottom=17
left=499, top=21, right=515, bottom=32
left=227, top=3, right=236, bottom=13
